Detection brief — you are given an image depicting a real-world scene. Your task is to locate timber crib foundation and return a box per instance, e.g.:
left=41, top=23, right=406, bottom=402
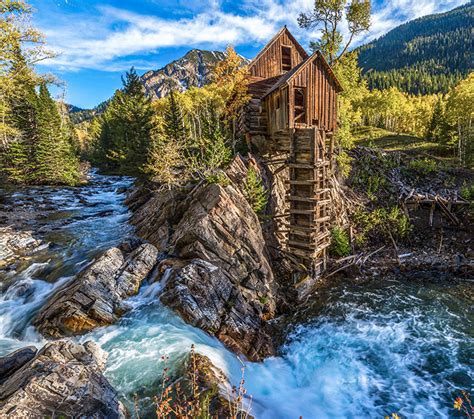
left=237, top=26, right=342, bottom=294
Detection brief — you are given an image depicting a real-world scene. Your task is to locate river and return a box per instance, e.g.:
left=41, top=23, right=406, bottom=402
left=0, top=171, right=472, bottom=418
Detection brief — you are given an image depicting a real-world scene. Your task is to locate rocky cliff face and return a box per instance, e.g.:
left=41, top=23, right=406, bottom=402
left=141, top=49, right=226, bottom=99
left=128, top=155, right=284, bottom=361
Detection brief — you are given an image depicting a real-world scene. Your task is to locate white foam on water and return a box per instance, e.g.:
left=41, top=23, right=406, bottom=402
left=1, top=173, right=472, bottom=419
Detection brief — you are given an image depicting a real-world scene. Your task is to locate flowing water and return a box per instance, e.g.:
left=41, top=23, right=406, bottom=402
left=0, top=172, right=472, bottom=418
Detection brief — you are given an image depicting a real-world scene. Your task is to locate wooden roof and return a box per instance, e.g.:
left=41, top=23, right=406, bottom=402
left=248, top=26, right=309, bottom=70
left=263, top=50, right=344, bottom=97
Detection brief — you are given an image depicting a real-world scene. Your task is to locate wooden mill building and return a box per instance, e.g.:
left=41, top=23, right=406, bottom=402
left=238, top=26, right=343, bottom=281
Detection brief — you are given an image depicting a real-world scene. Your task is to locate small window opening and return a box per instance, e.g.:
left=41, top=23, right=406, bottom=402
left=294, top=87, right=306, bottom=124
left=276, top=95, right=281, bottom=110
left=281, top=46, right=292, bottom=72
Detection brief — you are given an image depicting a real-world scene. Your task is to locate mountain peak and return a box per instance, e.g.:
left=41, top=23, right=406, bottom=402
left=141, top=49, right=228, bottom=99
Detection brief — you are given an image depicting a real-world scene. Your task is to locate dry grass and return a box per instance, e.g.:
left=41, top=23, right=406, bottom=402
left=352, top=126, right=452, bottom=159
left=148, top=345, right=252, bottom=419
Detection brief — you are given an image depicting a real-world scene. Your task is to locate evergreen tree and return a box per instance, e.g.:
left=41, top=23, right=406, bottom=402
left=163, top=88, right=186, bottom=142
left=97, top=67, right=154, bottom=176
left=34, top=83, right=80, bottom=185
left=0, top=1, right=80, bottom=185
left=1, top=48, right=39, bottom=183
left=427, top=98, right=445, bottom=141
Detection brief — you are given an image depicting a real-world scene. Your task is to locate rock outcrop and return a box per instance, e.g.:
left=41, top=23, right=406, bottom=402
left=0, top=340, right=125, bottom=418
left=33, top=242, right=159, bottom=337
left=130, top=156, right=279, bottom=360
left=172, top=351, right=254, bottom=418
left=0, top=227, right=43, bottom=268
left=0, top=347, right=37, bottom=385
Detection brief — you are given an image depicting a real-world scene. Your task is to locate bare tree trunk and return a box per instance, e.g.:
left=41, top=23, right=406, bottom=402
left=458, top=120, right=462, bottom=165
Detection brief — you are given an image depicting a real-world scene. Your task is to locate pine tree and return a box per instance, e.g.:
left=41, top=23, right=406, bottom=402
left=427, top=98, right=444, bottom=141
left=163, top=88, right=186, bottom=142
left=34, top=83, right=80, bottom=184
left=96, top=67, right=154, bottom=176
left=0, top=3, right=79, bottom=186
left=1, top=49, right=38, bottom=183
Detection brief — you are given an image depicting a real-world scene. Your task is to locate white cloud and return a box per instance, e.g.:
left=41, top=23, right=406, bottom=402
left=38, top=0, right=469, bottom=71
left=42, top=4, right=277, bottom=71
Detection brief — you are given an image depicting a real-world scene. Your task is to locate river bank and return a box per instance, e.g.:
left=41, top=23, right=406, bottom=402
left=0, top=169, right=472, bottom=417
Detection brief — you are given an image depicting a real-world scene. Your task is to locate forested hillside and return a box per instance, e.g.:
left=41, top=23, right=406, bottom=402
left=358, top=2, right=473, bottom=94
left=68, top=101, right=109, bottom=124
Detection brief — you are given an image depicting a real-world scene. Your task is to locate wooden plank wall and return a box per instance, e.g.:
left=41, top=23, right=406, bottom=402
left=266, top=87, right=289, bottom=134
left=287, top=58, right=338, bottom=132
left=240, top=76, right=280, bottom=135
left=249, top=32, right=306, bottom=79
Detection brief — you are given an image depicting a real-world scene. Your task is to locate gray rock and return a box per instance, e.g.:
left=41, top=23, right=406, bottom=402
left=0, top=347, right=37, bottom=384
left=141, top=49, right=230, bottom=99
left=130, top=157, right=278, bottom=360
left=0, top=227, right=43, bottom=268
left=0, top=340, right=126, bottom=418
left=33, top=243, right=159, bottom=337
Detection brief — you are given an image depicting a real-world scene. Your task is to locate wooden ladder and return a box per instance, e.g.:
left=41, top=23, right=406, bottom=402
left=286, top=127, right=332, bottom=270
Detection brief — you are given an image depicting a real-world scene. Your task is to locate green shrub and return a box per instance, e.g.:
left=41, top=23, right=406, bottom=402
left=460, top=181, right=474, bottom=202
left=406, top=157, right=437, bottom=176
left=385, top=206, right=412, bottom=239
left=329, top=227, right=352, bottom=257
left=205, top=171, right=230, bottom=186
left=350, top=153, right=396, bottom=201
left=366, top=174, right=384, bottom=201
left=244, top=167, right=268, bottom=215
left=353, top=206, right=412, bottom=245
left=259, top=296, right=269, bottom=305
left=335, top=151, right=353, bottom=178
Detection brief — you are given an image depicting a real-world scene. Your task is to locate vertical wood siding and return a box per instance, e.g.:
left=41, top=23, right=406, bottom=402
left=286, top=57, right=338, bottom=132
left=249, top=32, right=306, bottom=79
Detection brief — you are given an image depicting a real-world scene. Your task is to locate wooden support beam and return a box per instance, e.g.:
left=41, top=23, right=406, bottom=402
left=288, top=247, right=316, bottom=259
left=287, top=209, right=317, bottom=215
left=265, top=160, right=287, bottom=166
left=285, top=180, right=319, bottom=185
left=282, top=224, right=317, bottom=232
left=287, top=197, right=331, bottom=206
left=288, top=240, right=317, bottom=249
left=287, top=161, right=330, bottom=169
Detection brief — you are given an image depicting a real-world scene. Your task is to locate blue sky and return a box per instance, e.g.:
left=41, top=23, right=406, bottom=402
left=30, top=0, right=468, bottom=108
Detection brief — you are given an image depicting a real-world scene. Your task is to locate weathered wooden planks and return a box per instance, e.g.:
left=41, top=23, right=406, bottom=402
left=238, top=27, right=342, bottom=275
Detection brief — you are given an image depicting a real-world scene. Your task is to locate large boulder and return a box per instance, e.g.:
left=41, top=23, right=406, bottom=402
left=130, top=157, right=279, bottom=360
left=159, top=257, right=274, bottom=361
left=33, top=242, right=159, bottom=337
left=170, top=182, right=275, bottom=298
left=0, top=340, right=125, bottom=418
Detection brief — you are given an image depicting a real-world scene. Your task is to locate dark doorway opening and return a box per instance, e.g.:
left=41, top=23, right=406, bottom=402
left=294, top=87, right=306, bottom=124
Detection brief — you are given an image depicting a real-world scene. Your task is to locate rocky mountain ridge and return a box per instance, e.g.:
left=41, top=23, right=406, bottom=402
left=69, top=49, right=238, bottom=121
left=141, top=49, right=228, bottom=99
